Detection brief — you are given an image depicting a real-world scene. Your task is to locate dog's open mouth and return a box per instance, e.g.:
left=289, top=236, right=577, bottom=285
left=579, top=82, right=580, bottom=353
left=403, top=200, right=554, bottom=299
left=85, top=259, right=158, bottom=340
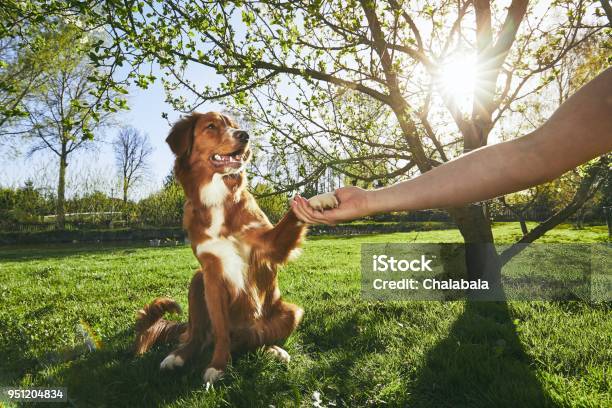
left=210, top=149, right=249, bottom=168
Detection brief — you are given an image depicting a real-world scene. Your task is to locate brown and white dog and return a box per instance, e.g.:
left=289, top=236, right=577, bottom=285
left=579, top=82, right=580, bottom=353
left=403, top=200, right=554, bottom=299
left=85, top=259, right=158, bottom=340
left=134, top=111, right=337, bottom=386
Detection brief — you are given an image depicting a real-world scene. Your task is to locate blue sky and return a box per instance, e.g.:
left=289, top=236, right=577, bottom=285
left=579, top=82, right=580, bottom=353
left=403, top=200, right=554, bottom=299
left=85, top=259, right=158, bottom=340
left=0, top=66, right=225, bottom=199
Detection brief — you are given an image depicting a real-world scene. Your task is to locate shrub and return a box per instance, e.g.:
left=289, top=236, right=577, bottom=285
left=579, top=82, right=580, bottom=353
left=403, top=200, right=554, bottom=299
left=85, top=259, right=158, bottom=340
left=137, top=183, right=184, bottom=227
left=251, top=183, right=289, bottom=223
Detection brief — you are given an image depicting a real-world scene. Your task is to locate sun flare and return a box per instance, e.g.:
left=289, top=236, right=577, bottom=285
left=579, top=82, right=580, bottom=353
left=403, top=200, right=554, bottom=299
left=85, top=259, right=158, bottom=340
left=438, top=55, right=478, bottom=112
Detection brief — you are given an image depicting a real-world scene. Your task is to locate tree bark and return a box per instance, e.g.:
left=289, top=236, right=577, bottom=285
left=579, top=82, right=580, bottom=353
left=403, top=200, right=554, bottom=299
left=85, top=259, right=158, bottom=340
left=56, top=143, right=68, bottom=230
left=361, top=0, right=526, bottom=292
left=359, top=0, right=431, bottom=173
left=123, top=177, right=129, bottom=204
left=449, top=205, right=502, bottom=291
left=600, top=0, right=612, bottom=26
left=519, top=219, right=529, bottom=236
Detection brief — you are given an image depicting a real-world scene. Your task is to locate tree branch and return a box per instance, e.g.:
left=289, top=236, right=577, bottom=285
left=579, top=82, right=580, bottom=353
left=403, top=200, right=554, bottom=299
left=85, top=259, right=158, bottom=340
left=500, top=157, right=608, bottom=265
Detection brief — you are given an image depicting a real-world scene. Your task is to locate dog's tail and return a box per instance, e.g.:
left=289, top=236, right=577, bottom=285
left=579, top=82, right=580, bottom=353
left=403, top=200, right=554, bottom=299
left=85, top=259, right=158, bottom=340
left=134, top=297, right=187, bottom=355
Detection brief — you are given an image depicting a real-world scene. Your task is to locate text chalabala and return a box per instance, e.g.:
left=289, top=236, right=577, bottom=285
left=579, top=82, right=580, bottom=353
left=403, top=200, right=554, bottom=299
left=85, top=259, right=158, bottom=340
left=370, top=255, right=489, bottom=290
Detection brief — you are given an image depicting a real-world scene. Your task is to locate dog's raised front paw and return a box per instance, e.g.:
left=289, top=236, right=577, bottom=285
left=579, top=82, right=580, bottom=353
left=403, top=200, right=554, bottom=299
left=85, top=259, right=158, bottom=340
left=203, top=367, right=223, bottom=389
left=266, top=345, right=291, bottom=363
left=308, top=192, right=339, bottom=211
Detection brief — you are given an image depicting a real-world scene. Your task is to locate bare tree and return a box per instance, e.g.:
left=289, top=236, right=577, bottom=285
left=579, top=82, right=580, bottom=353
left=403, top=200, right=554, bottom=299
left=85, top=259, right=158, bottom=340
left=112, top=127, right=153, bottom=204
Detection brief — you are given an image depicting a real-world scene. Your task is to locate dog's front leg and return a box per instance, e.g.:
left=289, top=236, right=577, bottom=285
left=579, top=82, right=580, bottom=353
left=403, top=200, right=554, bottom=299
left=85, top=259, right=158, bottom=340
left=261, top=193, right=339, bottom=262
left=199, top=253, right=232, bottom=387
left=261, top=210, right=307, bottom=264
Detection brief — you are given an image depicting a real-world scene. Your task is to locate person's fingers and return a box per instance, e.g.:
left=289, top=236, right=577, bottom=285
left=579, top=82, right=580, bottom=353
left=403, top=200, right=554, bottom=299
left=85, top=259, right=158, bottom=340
left=294, top=196, right=334, bottom=225
left=296, top=196, right=337, bottom=225
left=291, top=199, right=320, bottom=224
left=296, top=196, right=312, bottom=212
left=309, top=209, right=332, bottom=224
left=299, top=199, right=331, bottom=224
left=293, top=193, right=350, bottom=226
left=291, top=199, right=311, bottom=222
left=292, top=205, right=315, bottom=224
left=311, top=208, right=339, bottom=226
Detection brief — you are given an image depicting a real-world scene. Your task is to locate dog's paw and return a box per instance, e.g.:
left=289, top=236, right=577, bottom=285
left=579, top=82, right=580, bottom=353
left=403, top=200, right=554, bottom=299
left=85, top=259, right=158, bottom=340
left=203, top=367, right=223, bottom=390
left=308, top=192, right=339, bottom=211
left=160, top=353, right=184, bottom=370
left=266, top=345, right=291, bottom=363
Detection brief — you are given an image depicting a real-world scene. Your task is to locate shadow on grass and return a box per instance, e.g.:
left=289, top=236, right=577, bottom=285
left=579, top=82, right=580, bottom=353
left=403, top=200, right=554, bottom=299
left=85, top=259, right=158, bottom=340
left=404, top=300, right=553, bottom=408
left=0, top=243, right=164, bottom=263
left=0, top=325, right=215, bottom=407
left=39, top=327, right=316, bottom=407
left=35, top=328, right=214, bottom=407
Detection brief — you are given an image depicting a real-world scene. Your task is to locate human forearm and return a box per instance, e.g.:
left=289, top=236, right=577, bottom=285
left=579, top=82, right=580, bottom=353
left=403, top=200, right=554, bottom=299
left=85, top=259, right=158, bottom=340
left=292, top=137, right=541, bottom=223
left=369, top=136, right=543, bottom=212
left=369, top=68, right=612, bottom=212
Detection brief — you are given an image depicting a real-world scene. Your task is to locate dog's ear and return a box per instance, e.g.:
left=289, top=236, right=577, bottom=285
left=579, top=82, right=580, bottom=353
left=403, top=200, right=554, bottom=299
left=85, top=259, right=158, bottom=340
left=166, top=114, right=197, bottom=157
left=222, top=114, right=239, bottom=129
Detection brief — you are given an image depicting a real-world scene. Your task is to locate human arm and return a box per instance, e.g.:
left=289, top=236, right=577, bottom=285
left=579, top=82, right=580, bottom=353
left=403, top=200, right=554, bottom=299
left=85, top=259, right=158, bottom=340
left=292, top=67, right=612, bottom=225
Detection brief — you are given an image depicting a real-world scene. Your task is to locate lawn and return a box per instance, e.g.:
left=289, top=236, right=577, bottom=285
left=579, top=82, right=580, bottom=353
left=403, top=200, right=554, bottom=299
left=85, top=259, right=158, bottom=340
left=0, top=223, right=610, bottom=407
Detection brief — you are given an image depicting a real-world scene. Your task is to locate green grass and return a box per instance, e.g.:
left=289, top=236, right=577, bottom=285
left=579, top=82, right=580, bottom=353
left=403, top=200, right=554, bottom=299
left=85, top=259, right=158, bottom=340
left=0, top=223, right=610, bottom=407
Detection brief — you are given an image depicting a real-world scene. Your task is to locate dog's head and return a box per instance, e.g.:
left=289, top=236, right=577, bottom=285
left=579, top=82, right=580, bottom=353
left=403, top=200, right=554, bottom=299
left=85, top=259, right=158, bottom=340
left=166, top=112, right=251, bottom=174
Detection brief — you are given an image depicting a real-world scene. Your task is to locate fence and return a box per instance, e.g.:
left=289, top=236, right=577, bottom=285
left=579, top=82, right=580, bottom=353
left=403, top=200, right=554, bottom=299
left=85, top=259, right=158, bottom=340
left=2, top=212, right=181, bottom=234
left=0, top=227, right=185, bottom=245
left=2, top=208, right=606, bottom=234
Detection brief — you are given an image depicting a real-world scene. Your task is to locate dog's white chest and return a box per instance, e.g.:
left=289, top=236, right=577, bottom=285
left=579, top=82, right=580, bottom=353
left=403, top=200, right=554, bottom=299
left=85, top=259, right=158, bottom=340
left=197, top=206, right=252, bottom=292
left=200, top=173, right=228, bottom=207
left=206, top=206, right=225, bottom=237
left=196, top=237, right=248, bottom=291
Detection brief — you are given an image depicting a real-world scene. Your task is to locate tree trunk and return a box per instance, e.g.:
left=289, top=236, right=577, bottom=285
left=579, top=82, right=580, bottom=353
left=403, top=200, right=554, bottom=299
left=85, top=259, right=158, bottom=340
left=56, top=145, right=68, bottom=230
left=519, top=218, right=529, bottom=236
left=449, top=204, right=503, bottom=299
left=123, top=178, right=129, bottom=204
left=600, top=0, right=612, bottom=26
left=122, top=178, right=129, bottom=224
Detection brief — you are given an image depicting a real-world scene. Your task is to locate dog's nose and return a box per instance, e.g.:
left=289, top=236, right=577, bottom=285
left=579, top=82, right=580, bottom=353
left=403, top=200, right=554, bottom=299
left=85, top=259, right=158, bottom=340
left=235, top=130, right=250, bottom=143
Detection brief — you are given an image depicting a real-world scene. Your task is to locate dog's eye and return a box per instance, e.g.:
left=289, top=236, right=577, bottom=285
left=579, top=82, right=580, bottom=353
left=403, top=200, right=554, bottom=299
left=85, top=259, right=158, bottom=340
left=207, top=123, right=215, bottom=129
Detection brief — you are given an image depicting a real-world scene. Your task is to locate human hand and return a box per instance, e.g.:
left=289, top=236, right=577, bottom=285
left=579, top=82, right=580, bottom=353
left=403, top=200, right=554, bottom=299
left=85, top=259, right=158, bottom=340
left=290, top=186, right=373, bottom=225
